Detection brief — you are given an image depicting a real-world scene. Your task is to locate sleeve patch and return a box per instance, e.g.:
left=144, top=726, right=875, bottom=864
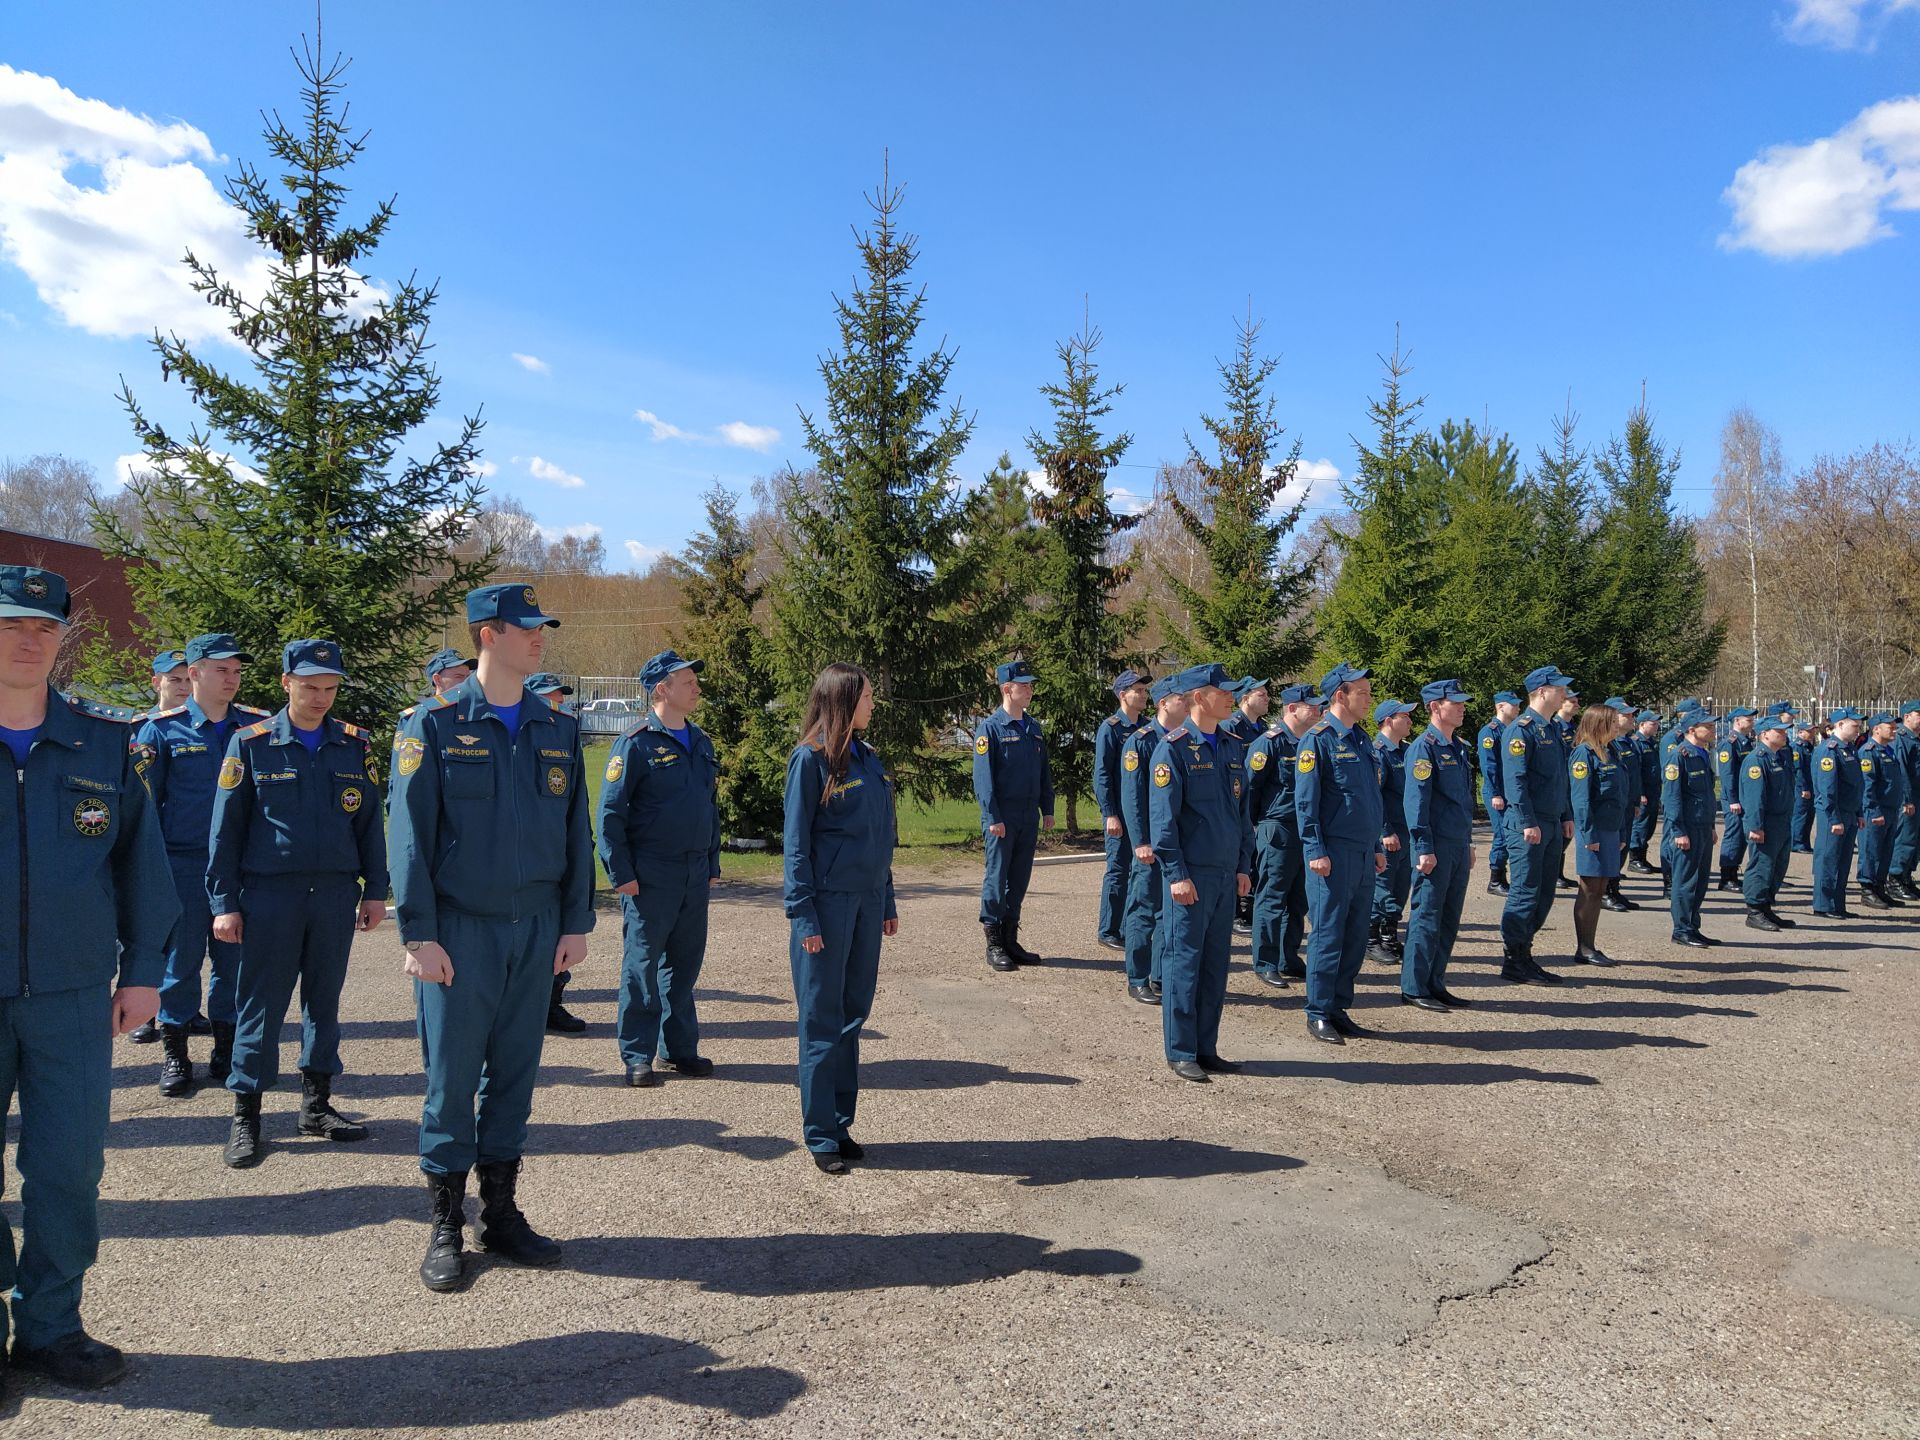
left=1820, top=756, right=1835, bottom=772
left=1571, top=761, right=1589, bottom=780
left=1123, top=748, right=1140, bottom=772
left=1664, top=763, right=1680, bottom=781
left=1747, top=765, right=1762, bottom=780
left=1249, top=750, right=1267, bottom=771
left=974, top=734, right=990, bottom=755
left=1508, top=738, right=1526, bottom=756
left=1152, top=762, right=1171, bottom=788
left=1481, top=735, right=1494, bottom=749
left=1296, top=750, right=1316, bottom=774
left=1411, top=757, right=1432, bottom=781
left=218, top=755, right=245, bottom=790
left=606, top=754, right=625, bottom=783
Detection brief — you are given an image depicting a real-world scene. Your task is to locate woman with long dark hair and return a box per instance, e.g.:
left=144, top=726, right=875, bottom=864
left=1568, top=705, right=1631, bottom=965
left=782, top=663, right=899, bottom=1174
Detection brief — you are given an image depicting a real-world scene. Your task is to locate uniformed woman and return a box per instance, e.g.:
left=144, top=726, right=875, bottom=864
left=783, top=664, right=898, bottom=1174
left=1568, top=706, right=1630, bottom=965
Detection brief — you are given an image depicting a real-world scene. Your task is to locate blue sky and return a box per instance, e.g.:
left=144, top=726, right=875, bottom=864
left=2, top=2, right=1916, bottom=568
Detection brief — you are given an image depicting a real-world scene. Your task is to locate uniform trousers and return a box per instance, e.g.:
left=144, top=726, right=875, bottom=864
left=790, top=887, right=884, bottom=1154
left=1161, top=866, right=1233, bottom=1063
left=226, top=874, right=360, bottom=1093
left=1304, top=845, right=1373, bottom=1023
left=1402, top=844, right=1469, bottom=998
left=616, top=855, right=711, bottom=1067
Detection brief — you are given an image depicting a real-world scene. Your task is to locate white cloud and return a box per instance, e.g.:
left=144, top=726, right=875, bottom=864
left=518, top=455, right=587, bottom=489
left=1108, top=485, right=1152, bottom=516
left=113, top=450, right=262, bottom=488
left=1782, top=0, right=1919, bottom=49
left=635, top=406, right=781, bottom=451
left=0, top=65, right=387, bottom=344
left=1721, top=95, right=1920, bottom=257
left=1024, top=468, right=1056, bottom=498
left=511, top=352, right=550, bottom=374
left=1278, top=457, right=1341, bottom=510
left=623, top=539, right=667, bottom=568
left=465, top=459, right=499, bottom=479
left=716, top=420, right=780, bottom=451
left=537, top=521, right=601, bottom=543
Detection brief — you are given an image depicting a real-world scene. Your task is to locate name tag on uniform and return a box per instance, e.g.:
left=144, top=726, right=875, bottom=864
left=174, top=743, right=208, bottom=756
left=539, top=748, right=570, bottom=760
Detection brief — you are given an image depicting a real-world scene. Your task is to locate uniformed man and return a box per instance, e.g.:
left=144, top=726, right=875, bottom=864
left=1148, top=664, right=1253, bottom=1081
left=1091, top=669, right=1152, bottom=951
left=1477, top=691, right=1520, bottom=894
left=1401, top=679, right=1476, bottom=1012
left=973, top=659, right=1054, bottom=972
left=598, top=649, right=720, bottom=1088
left=1889, top=700, right=1920, bottom=899
left=1367, top=698, right=1415, bottom=964
left=1499, top=666, right=1576, bottom=984
left=390, top=583, right=596, bottom=1292
left=127, top=648, right=196, bottom=1046
left=1551, top=691, right=1581, bottom=891
left=530, top=671, right=586, bottom=1033
left=1715, top=707, right=1759, bottom=890
left=1653, top=699, right=1703, bottom=898
left=207, top=640, right=388, bottom=1168
left=1245, top=681, right=1322, bottom=988
left=1790, top=715, right=1817, bottom=854
left=1663, top=710, right=1721, bottom=946
left=1627, top=710, right=1663, bottom=873
left=1296, top=661, right=1387, bottom=1044
left=424, top=646, right=473, bottom=699
left=1811, top=709, right=1866, bottom=919
left=1118, top=678, right=1188, bottom=1004
left=1222, top=677, right=1269, bottom=931
left=1855, top=711, right=1906, bottom=910
left=134, top=633, right=271, bottom=1098
left=0, top=566, right=178, bottom=1390
left=1738, top=716, right=1797, bottom=932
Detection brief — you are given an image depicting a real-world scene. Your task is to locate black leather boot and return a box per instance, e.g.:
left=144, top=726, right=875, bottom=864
left=159, top=1024, right=193, bottom=1098
left=1005, top=918, right=1041, bottom=965
left=984, top=923, right=1015, bottom=972
left=1365, top=922, right=1394, bottom=965
left=1627, top=846, right=1656, bottom=875
left=1861, top=884, right=1891, bottom=910
left=1745, top=908, right=1782, bottom=932
left=299, top=1070, right=368, bottom=1141
left=1233, top=893, right=1253, bottom=934
left=222, top=1091, right=263, bottom=1168
left=545, top=972, right=586, bottom=1033
left=207, top=1020, right=235, bottom=1083
left=476, top=1159, right=562, bottom=1267
left=1601, top=880, right=1632, bottom=912
left=1486, top=864, right=1509, bottom=896
left=420, top=1171, right=468, bottom=1292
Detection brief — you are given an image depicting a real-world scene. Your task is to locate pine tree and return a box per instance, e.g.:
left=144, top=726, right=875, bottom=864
left=89, top=39, right=489, bottom=725
left=1588, top=402, right=1726, bottom=699
left=671, top=484, right=785, bottom=840
left=1315, top=334, right=1444, bottom=702
left=1159, top=314, right=1316, bottom=679
left=769, top=167, right=1005, bottom=800
left=1424, top=418, right=1536, bottom=702
left=1524, top=402, right=1601, bottom=686
left=1025, top=320, right=1141, bottom=833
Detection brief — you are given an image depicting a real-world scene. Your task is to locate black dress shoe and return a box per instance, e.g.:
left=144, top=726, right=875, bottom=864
left=1745, top=909, right=1782, bottom=932
left=666, top=1055, right=714, bottom=1077
left=1575, top=949, right=1616, bottom=966
left=1672, top=933, right=1711, bottom=948
left=127, top=1018, right=159, bottom=1045
left=812, top=1151, right=848, bottom=1174
left=1168, top=1058, right=1210, bottom=1082
left=1279, top=965, right=1307, bottom=981
left=1253, top=970, right=1290, bottom=989
left=1432, top=986, right=1473, bottom=1008
left=838, top=1138, right=865, bottom=1161
left=1501, top=963, right=1553, bottom=985
left=1486, top=878, right=1510, bottom=896
left=1146, top=980, right=1163, bottom=997
left=1401, top=993, right=1451, bottom=1013
left=1096, top=933, right=1125, bottom=951
left=1196, top=1054, right=1240, bottom=1073
left=1127, top=983, right=1162, bottom=1005
left=1765, top=908, right=1797, bottom=928
left=1690, top=931, right=1719, bottom=947
left=1600, top=894, right=1631, bottom=913
left=1556, top=876, right=1577, bottom=892
left=1328, top=1011, right=1365, bottom=1038
left=11, top=1329, right=127, bottom=1389
left=625, top=1065, right=659, bottom=1087
left=1306, top=1017, right=1345, bottom=1046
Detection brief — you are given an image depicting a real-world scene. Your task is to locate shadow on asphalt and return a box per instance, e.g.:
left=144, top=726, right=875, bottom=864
left=566, top=1229, right=1143, bottom=1294
left=656, top=1058, right=1079, bottom=1090
left=1234, top=1057, right=1599, bottom=1086
left=31, top=1332, right=805, bottom=1427
left=105, top=1113, right=800, bottom=1161
left=1371, top=1026, right=1708, bottom=1053
left=866, top=1134, right=1303, bottom=1187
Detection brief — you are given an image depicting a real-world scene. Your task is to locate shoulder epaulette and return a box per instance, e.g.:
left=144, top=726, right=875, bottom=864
left=1519, top=712, right=1535, bottom=727
left=67, top=695, right=138, bottom=723
left=340, top=722, right=370, bottom=740
left=152, top=704, right=189, bottom=720
left=1308, top=719, right=1331, bottom=734
left=236, top=704, right=272, bottom=717
left=1105, top=715, right=1120, bottom=727
left=431, top=695, right=456, bottom=709
left=398, top=704, right=418, bottom=721
left=240, top=720, right=273, bottom=740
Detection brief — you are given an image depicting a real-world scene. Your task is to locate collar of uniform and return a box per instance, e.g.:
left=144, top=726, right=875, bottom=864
left=183, top=695, right=214, bottom=729
left=445, top=672, right=556, bottom=729
left=263, top=707, right=345, bottom=747
left=36, top=686, right=92, bottom=750
left=634, top=709, right=695, bottom=742
left=1321, top=712, right=1356, bottom=740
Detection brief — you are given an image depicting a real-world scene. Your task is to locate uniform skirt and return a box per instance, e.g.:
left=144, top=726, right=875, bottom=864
left=1576, top=826, right=1622, bottom=878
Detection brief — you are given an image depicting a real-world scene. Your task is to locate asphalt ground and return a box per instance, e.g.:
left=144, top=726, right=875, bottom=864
left=4, top=831, right=1917, bottom=1438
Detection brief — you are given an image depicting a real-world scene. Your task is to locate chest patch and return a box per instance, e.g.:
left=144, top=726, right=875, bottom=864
left=547, top=765, right=569, bottom=796
left=74, top=798, right=111, bottom=836
left=340, top=785, right=365, bottom=814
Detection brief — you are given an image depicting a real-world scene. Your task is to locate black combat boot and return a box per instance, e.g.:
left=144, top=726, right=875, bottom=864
left=1233, top=893, right=1253, bottom=934
left=1486, top=864, right=1509, bottom=897
left=298, top=1070, right=369, bottom=1142
left=1383, top=926, right=1404, bottom=961
left=1877, top=883, right=1906, bottom=908
left=222, top=1091, right=263, bottom=1168
left=1764, top=906, right=1797, bottom=928
left=476, top=1159, right=562, bottom=1267
left=420, top=1171, right=469, bottom=1292
left=1601, top=880, right=1632, bottom=913
left=1896, top=875, right=1920, bottom=901
left=1364, top=922, right=1394, bottom=965
left=1861, top=884, right=1891, bottom=911
left=984, top=923, right=1016, bottom=972
left=159, top=1024, right=193, bottom=1098
left=545, top=972, right=586, bottom=1034
left=1716, top=863, right=1736, bottom=892
left=1745, top=907, right=1782, bottom=932
left=1627, top=846, right=1656, bottom=875
left=207, top=1020, right=235, bottom=1084
left=1004, top=918, right=1042, bottom=966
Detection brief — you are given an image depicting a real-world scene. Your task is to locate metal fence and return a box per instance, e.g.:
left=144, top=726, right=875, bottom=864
left=570, top=675, right=649, bottom=737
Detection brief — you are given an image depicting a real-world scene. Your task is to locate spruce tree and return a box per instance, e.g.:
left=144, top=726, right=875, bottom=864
left=90, top=40, right=489, bottom=724
left=671, top=484, right=785, bottom=840
left=1588, top=403, right=1726, bottom=699
left=1524, top=403, right=1601, bottom=684
left=1025, top=321, right=1141, bottom=832
left=770, top=169, right=1004, bottom=800
left=1159, top=315, right=1316, bottom=680
left=1315, top=336, right=1444, bottom=702
left=1424, top=418, right=1536, bottom=701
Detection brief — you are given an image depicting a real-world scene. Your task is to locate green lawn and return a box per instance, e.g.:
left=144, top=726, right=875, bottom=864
left=581, top=739, right=1097, bottom=885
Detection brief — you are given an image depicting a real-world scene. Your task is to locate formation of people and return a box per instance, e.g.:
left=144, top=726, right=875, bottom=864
left=2, top=551, right=1914, bottom=1393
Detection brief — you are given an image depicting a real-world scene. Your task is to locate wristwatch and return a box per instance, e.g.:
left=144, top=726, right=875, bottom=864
left=405, top=941, right=425, bottom=953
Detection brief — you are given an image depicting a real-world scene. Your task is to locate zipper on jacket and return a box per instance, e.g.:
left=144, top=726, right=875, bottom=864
left=16, top=763, right=30, bottom=997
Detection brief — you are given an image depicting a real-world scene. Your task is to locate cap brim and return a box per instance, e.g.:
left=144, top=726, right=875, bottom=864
left=0, top=602, right=66, bottom=621
left=287, top=663, right=348, bottom=678
left=195, top=649, right=252, bottom=663
left=505, top=615, right=561, bottom=629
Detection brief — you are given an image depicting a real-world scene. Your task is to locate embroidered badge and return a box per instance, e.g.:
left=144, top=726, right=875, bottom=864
left=1123, top=749, right=1139, bottom=773
left=1664, top=763, right=1680, bottom=781
left=606, top=754, right=625, bottom=783
left=1297, top=750, right=1316, bottom=774
left=975, top=734, right=990, bottom=754
left=396, top=736, right=425, bottom=777
left=1508, top=738, right=1526, bottom=756
left=1571, top=761, right=1589, bottom=780
left=523, top=586, right=537, bottom=606
left=1249, top=750, right=1267, bottom=772
left=218, top=756, right=245, bottom=790
left=340, top=785, right=364, bottom=814
left=1719, top=749, right=1731, bottom=764
left=73, top=798, right=110, bottom=836
left=23, top=575, right=48, bottom=599
left=1412, top=758, right=1433, bottom=781
left=1152, top=762, right=1171, bottom=788
left=1861, top=758, right=1874, bottom=773
left=547, top=764, right=568, bottom=796
left=1481, top=735, right=1494, bottom=749
left=1233, top=776, right=1243, bottom=799
left=1748, top=765, right=1762, bottom=780
left=1819, top=756, right=1835, bottom=772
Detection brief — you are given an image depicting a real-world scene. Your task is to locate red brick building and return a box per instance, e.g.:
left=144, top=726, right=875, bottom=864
left=0, top=528, right=144, bottom=684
